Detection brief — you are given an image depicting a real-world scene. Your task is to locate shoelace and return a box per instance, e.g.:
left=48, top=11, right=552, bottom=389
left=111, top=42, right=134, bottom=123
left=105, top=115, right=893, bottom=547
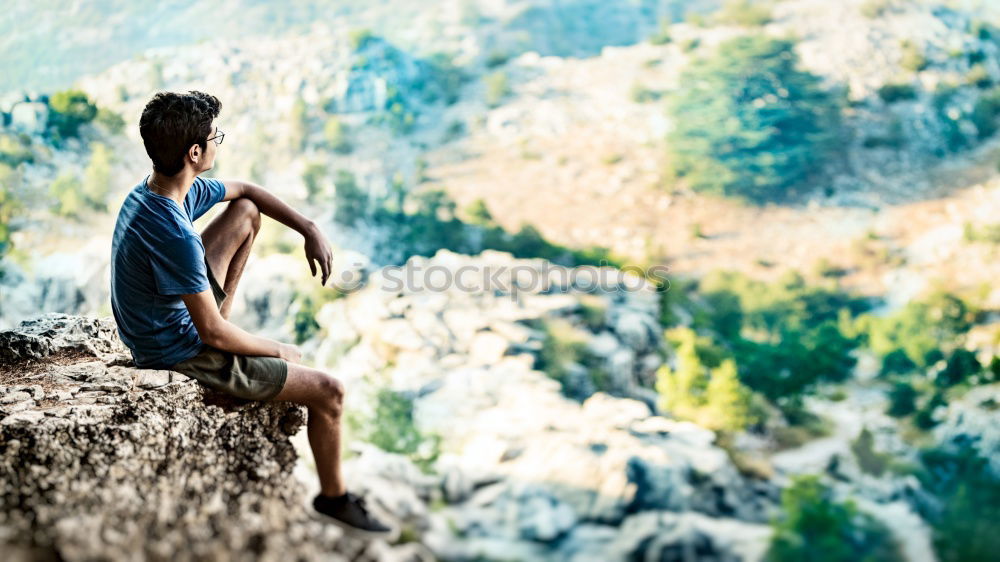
left=347, top=492, right=371, bottom=517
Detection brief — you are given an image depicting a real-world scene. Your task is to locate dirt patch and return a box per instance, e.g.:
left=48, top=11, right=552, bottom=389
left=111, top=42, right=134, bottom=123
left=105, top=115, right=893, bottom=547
left=0, top=349, right=103, bottom=387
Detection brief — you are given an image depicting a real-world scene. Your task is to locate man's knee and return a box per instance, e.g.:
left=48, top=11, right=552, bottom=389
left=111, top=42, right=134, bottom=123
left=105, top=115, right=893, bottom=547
left=230, top=197, right=261, bottom=233
left=313, top=373, right=345, bottom=415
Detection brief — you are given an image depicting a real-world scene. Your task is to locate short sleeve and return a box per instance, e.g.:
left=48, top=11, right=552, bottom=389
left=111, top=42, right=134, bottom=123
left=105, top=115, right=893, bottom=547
left=186, top=176, right=227, bottom=221
left=149, top=235, right=211, bottom=296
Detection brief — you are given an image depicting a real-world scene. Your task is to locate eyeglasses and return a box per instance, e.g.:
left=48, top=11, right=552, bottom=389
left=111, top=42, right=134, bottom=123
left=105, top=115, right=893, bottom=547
left=207, top=128, right=225, bottom=145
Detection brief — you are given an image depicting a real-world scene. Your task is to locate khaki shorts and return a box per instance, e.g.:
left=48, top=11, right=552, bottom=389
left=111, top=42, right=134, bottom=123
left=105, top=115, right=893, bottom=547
left=169, top=256, right=288, bottom=401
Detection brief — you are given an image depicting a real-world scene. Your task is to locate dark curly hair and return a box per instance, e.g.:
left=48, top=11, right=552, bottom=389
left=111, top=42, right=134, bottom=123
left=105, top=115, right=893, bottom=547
left=139, top=91, right=221, bottom=177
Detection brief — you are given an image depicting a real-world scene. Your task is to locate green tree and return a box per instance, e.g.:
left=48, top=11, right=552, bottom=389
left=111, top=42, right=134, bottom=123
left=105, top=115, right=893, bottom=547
left=302, top=161, right=328, bottom=204
left=937, top=348, right=981, bottom=387
left=82, top=142, right=113, bottom=212
left=900, top=40, right=928, bottom=72
left=289, top=97, right=309, bottom=150
left=696, top=270, right=867, bottom=402
left=349, top=28, right=376, bottom=51
left=48, top=170, right=84, bottom=218
left=333, top=169, right=366, bottom=224
left=766, top=475, right=902, bottom=562
left=0, top=163, right=24, bottom=275
left=464, top=198, right=494, bottom=225
left=714, top=0, right=772, bottom=27
left=886, top=382, right=917, bottom=417
left=917, top=445, right=1000, bottom=562
left=95, top=107, right=126, bottom=135
left=0, top=133, right=34, bottom=167
left=346, top=386, right=441, bottom=473
left=656, top=327, right=754, bottom=432
left=858, top=290, right=975, bottom=369
left=323, top=116, right=352, bottom=154
left=704, top=358, right=753, bottom=431
left=47, top=89, right=98, bottom=140
left=484, top=70, right=511, bottom=108
left=666, top=35, right=842, bottom=203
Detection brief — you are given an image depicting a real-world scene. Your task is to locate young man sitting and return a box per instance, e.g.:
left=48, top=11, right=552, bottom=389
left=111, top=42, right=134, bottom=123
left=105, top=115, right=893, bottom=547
left=109, top=90, right=393, bottom=540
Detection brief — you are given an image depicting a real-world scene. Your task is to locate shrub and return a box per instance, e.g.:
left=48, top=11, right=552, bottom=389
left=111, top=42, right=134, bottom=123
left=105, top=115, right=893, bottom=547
left=443, top=119, right=466, bottom=142
left=464, top=198, right=493, bottom=225
left=862, top=117, right=905, bottom=149
left=48, top=170, right=85, bottom=218
left=302, top=161, right=328, bottom=204
left=914, top=391, right=947, bottom=429
left=971, top=87, right=1000, bottom=138
left=289, top=97, right=309, bottom=150
left=666, top=36, right=842, bottom=203
left=0, top=133, right=34, bottom=167
left=630, top=82, right=663, bottom=103
left=879, top=348, right=917, bottom=377
left=656, top=327, right=755, bottom=432
left=380, top=85, right=417, bottom=135
left=851, top=427, right=891, bottom=476
left=860, top=0, right=891, bottom=19
left=323, top=116, right=352, bottom=153
left=917, top=444, right=1000, bottom=561
left=936, top=348, right=981, bottom=388
left=877, top=82, right=917, bottom=103
left=963, top=220, right=1000, bottom=243
left=932, top=82, right=969, bottom=152
left=966, top=64, right=993, bottom=89
left=484, top=71, right=511, bottom=108
left=900, top=40, right=928, bottom=72
left=291, top=286, right=343, bottom=344
left=680, top=37, right=701, bottom=52
left=857, top=290, right=975, bottom=369
left=348, top=28, right=376, bottom=51
left=82, top=142, right=113, bottom=213
left=536, top=318, right=606, bottom=401
left=484, top=50, right=510, bottom=68
left=602, top=153, right=624, bottom=165
left=332, top=169, right=366, bottom=224
left=346, top=386, right=442, bottom=473
left=886, top=382, right=917, bottom=417
left=95, top=107, right=126, bottom=135
left=695, top=270, right=869, bottom=401
left=425, top=52, right=467, bottom=105
left=649, top=20, right=672, bottom=45
left=765, top=475, right=903, bottom=562
left=0, top=163, right=24, bottom=270
left=46, top=89, right=98, bottom=140
left=715, top=0, right=772, bottom=27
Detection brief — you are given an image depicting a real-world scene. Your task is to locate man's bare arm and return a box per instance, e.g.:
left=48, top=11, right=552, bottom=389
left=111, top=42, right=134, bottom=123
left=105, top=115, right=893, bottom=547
left=180, top=289, right=300, bottom=362
left=219, top=179, right=333, bottom=285
left=219, top=180, right=313, bottom=233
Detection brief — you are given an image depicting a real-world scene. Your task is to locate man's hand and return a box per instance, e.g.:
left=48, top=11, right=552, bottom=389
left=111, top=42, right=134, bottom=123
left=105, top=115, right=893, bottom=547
left=278, top=342, right=303, bottom=364
left=304, top=223, right=333, bottom=286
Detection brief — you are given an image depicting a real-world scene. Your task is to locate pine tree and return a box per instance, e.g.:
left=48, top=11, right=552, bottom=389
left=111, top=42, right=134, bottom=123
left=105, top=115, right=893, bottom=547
left=666, top=35, right=842, bottom=203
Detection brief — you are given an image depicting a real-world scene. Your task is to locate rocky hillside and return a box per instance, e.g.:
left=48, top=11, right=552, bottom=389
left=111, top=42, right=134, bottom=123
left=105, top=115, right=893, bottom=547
left=4, top=248, right=999, bottom=560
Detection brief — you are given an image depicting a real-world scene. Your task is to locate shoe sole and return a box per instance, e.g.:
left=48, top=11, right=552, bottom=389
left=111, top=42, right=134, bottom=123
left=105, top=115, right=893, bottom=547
left=309, top=508, right=400, bottom=541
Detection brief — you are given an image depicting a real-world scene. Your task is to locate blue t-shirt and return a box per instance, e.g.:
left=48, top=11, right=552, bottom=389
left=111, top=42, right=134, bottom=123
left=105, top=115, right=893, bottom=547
left=110, top=174, right=227, bottom=369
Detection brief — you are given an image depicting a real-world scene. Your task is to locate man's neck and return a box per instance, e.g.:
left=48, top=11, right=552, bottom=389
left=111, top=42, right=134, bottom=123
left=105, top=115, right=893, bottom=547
left=148, top=170, right=195, bottom=206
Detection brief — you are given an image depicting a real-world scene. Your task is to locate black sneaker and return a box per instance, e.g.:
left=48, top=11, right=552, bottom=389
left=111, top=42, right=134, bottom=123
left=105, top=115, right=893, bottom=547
left=311, top=491, right=397, bottom=540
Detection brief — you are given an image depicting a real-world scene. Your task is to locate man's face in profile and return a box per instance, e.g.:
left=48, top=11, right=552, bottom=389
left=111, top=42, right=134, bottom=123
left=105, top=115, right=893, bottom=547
left=202, top=124, right=220, bottom=172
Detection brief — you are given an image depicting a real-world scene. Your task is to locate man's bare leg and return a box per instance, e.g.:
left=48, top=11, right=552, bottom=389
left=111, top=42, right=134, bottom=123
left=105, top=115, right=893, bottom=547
left=201, top=197, right=261, bottom=320
left=270, top=363, right=347, bottom=497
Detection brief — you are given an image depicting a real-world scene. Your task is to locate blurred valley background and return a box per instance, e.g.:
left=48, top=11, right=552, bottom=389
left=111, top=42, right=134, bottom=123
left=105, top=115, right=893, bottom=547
left=2, top=0, right=1000, bottom=560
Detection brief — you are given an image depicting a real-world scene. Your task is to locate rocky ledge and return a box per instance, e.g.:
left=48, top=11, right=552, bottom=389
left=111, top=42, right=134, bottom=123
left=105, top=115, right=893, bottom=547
left=0, top=313, right=426, bottom=561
